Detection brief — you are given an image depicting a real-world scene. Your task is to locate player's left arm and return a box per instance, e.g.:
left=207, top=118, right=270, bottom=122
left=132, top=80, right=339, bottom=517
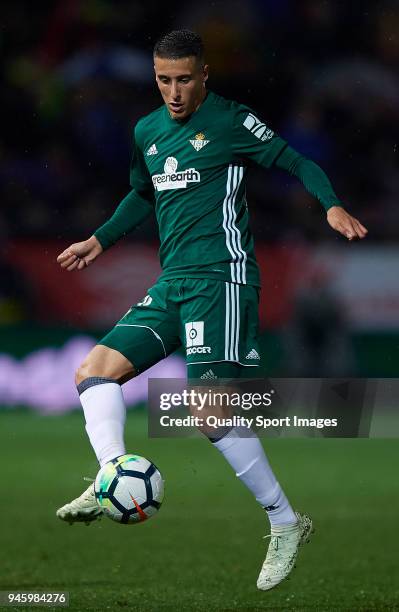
left=231, top=106, right=368, bottom=240
left=274, top=148, right=368, bottom=240
left=325, top=205, right=367, bottom=241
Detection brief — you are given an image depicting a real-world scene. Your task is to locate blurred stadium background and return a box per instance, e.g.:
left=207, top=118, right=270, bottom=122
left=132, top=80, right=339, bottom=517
left=1, top=2, right=399, bottom=610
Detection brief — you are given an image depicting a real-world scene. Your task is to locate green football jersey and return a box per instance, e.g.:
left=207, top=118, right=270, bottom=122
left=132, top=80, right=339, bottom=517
left=131, top=90, right=288, bottom=287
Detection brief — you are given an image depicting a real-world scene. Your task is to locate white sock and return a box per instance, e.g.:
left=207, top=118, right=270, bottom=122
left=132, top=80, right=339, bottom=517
left=212, top=427, right=297, bottom=526
left=80, top=383, right=126, bottom=467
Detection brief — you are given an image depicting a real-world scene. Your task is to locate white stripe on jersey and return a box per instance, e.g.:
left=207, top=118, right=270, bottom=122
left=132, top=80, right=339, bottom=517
left=222, top=165, right=247, bottom=283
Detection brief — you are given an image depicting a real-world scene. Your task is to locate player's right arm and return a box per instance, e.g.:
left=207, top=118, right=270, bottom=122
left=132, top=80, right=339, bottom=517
left=57, top=125, right=154, bottom=271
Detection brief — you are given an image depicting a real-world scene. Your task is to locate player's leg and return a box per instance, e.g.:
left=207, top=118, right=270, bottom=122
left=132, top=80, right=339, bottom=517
left=189, top=361, right=313, bottom=590
left=75, top=345, right=135, bottom=469
left=56, top=344, right=134, bottom=524
left=57, top=283, right=180, bottom=524
left=188, top=361, right=298, bottom=526
left=182, top=280, right=296, bottom=523
left=181, top=279, right=312, bottom=589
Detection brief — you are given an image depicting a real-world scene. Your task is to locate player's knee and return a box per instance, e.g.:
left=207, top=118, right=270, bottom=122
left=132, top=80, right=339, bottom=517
left=74, top=356, right=116, bottom=386
left=75, top=360, right=96, bottom=387
left=74, top=349, right=136, bottom=387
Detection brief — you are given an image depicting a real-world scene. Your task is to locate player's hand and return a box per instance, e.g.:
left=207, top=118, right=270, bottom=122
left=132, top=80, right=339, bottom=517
left=326, top=206, right=368, bottom=241
left=57, top=235, right=103, bottom=271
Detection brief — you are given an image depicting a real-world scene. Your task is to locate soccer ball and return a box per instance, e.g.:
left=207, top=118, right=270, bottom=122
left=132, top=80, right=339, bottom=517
left=94, top=454, right=164, bottom=524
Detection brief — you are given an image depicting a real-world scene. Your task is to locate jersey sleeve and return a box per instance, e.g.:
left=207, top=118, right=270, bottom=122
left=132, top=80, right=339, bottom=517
left=94, top=189, right=153, bottom=250
left=231, top=105, right=287, bottom=168
left=275, top=145, right=341, bottom=211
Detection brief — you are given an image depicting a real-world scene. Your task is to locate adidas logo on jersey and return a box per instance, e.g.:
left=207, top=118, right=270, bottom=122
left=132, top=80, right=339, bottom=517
left=246, top=348, right=260, bottom=360
left=200, top=369, right=217, bottom=380
left=243, top=113, right=274, bottom=142
left=190, top=132, right=209, bottom=151
left=146, top=144, right=158, bottom=156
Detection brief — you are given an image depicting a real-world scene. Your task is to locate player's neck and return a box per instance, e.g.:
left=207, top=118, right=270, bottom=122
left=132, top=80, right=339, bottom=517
left=194, top=88, right=208, bottom=113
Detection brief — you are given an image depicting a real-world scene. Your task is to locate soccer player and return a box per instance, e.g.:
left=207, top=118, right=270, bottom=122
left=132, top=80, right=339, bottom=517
left=56, top=30, right=367, bottom=590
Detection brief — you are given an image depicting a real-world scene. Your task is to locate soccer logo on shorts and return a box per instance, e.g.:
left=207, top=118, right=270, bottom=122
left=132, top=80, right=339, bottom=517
left=185, top=321, right=204, bottom=347
left=185, top=321, right=212, bottom=356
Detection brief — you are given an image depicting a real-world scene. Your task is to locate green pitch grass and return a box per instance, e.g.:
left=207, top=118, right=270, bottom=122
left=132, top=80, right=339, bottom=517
left=1, top=409, right=398, bottom=612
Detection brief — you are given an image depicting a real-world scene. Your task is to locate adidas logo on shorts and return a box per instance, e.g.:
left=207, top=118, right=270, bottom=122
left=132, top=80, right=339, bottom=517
left=245, top=348, right=260, bottom=360
left=200, top=369, right=217, bottom=380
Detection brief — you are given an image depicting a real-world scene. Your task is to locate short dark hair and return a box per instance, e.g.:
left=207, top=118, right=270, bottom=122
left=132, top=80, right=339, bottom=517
left=153, top=30, right=204, bottom=63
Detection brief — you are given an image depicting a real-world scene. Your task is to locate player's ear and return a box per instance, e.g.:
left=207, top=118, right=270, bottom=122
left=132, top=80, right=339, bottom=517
left=154, top=65, right=161, bottom=87
left=153, top=58, right=159, bottom=82
left=203, top=64, right=209, bottom=85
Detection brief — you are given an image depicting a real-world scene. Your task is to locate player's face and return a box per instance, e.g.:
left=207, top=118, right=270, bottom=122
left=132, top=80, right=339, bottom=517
left=154, top=56, right=208, bottom=120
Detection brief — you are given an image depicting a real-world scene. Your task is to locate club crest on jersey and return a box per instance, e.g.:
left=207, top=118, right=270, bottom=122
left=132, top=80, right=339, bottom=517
left=152, top=157, right=200, bottom=191
left=189, top=132, right=210, bottom=151
left=243, top=113, right=274, bottom=141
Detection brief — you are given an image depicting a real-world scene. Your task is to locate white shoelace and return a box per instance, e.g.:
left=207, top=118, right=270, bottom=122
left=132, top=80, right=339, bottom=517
left=263, top=534, right=280, bottom=551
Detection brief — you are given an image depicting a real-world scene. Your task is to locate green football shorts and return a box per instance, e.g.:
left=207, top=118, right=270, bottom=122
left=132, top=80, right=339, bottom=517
left=99, top=278, right=261, bottom=380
